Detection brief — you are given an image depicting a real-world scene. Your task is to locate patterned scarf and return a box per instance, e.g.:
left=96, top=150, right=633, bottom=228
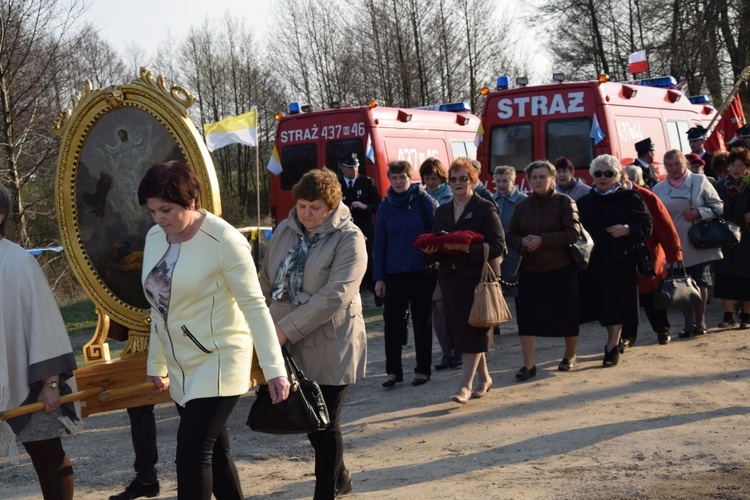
left=271, top=231, right=321, bottom=304
left=725, top=177, right=748, bottom=202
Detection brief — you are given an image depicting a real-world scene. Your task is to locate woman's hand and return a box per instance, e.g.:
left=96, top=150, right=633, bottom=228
left=38, top=378, right=61, bottom=414
left=275, top=325, right=289, bottom=346
left=147, top=375, right=169, bottom=393
left=522, top=235, right=542, bottom=252
left=375, top=280, right=386, bottom=298
left=684, top=209, right=701, bottom=221
left=606, top=224, right=630, bottom=238
left=744, top=212, right=750, bottom=224
left=420, top=245, right=439, bottom=255
left=267, top=376, right=291, bottom=404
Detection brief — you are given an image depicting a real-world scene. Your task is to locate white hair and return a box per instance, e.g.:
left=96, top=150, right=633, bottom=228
left=589, top=154, right=623, bottom=182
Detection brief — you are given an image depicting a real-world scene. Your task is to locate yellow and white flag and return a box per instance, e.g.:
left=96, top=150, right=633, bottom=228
left=474, top=121, right=485, bottom=148
left=203, top=109, right=257, bottom=152
left=266, top=145, right=282, bottom=175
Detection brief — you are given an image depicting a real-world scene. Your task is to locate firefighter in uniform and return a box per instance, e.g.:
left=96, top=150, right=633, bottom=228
left=631, top=137, right=660, bottom=189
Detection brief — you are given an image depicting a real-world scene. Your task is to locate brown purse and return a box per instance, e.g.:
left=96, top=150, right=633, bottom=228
left=468, top=243, right=512, bottom=328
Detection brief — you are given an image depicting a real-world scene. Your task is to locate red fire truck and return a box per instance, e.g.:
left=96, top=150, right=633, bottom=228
left=268, top=102, right=478, bottom=226
left=475, top=75, right=717, bottom=191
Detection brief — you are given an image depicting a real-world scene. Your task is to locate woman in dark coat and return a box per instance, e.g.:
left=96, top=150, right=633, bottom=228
left=506, top=161, right=581, bottom=378
left=577, top=155, right=653, bottom=367
left=713, top=147, right=750, bottom=328
left=422, top=158, right=505, bottom=404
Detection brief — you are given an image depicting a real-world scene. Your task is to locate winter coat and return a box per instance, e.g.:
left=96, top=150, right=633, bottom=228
left=653, top=172, right=723, bottom=267
left=260, top=202, right=367, bottom=386
left=143, top=210, right=286, bottom=406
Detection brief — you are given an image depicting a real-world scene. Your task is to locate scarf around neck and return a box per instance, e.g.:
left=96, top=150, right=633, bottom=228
left=271, top=225, right=321, bottom=305
left=386, top=183, right=422, bottom=207
left=426, top=183, right=447, bottom=201
left=593, top=182, right=622, bottom=195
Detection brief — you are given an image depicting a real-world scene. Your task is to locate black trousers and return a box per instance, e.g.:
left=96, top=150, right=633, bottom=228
left=622, top=290, right=670, bottom=342
left=308, top=384, right=350, bottom=500
left=175, top=396, right=242, bottom=500
left=126, top=405, right=158, bottom=484
left=383, top=271, right=436, bottom=378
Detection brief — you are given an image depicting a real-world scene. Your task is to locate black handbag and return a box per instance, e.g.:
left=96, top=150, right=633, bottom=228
left=653, top=261, right=702, bottom=310
left=687, top=217, right=741, bottom=249
left=632, top=242, right=655, bottom=278
left=570, top=225, right=594, bottom=270
left=246, top=346, right=330, bottom=434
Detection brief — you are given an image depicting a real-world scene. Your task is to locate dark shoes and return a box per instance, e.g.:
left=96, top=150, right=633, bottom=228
left=110, top=480, right=159, bottom=500
left=618, top=338, right=634, bottom=354
left=558, top=357, right=576, bottom=372
left=740, top=313, right=750, bottom=329
left=657, top=332, right=671, bottom=345
left=412, top=375, right=430, bottom=386
left=435, top=353, right=462, bottom=370
left=515, top=365, right=537, bottom=381
left=335, top=468, right=353, bottom=497
left=678, top=326, right=695, bottom=339
left=381, top=375, right=403, bottom=388
left=603, top=344, right=619, bottom=367
left=719, top=312, right=737, bottom=328
left=435, top=353, right=452, bottom=370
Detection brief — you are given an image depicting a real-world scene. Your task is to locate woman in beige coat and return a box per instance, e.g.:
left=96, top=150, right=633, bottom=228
left=260, top=168, right=367, bottom=500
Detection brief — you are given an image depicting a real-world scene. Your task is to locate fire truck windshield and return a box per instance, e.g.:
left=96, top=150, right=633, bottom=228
left=281, top=143, right=317, bottom=190
left=490, top=123, right=533, bottom=171
left=545, top=117, right=594, bottom=168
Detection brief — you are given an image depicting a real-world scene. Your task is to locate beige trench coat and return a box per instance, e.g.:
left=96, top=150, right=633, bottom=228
left=260, top=203, right=367, bottom=386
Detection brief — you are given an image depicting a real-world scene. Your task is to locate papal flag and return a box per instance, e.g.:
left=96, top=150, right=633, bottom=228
left=474, top=121, right=485, bottom=148
left=203, top=109, right=258, bottom=152
left=267, top=145, right=283, bottom=175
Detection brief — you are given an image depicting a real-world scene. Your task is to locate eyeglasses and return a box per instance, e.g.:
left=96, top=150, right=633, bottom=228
left=449, top=176, right=470, bottom=183
left=593, top=170, right=615, bottom=178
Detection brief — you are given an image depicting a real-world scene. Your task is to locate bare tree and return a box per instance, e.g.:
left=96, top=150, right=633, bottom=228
left=0, top=0, right=90, bottom=246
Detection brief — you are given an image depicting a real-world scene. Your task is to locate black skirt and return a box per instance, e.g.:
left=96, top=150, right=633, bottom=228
left=516, top=265, right=579, bottom=337
left=714, top=274, right=750, bottom=301
left=440, top=273, right=492, bottom=353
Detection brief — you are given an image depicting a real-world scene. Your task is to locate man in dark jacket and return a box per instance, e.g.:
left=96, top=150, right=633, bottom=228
left=339, top=153, right=383, bottom=305
left=687, top=126, right=714, bottom=177
left=630, top=138, right=659, bottom=189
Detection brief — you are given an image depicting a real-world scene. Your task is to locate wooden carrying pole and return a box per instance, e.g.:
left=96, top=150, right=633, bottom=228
left=0, top=386, right=105, bottom=421
left=98, top=381, right=158, bottom=402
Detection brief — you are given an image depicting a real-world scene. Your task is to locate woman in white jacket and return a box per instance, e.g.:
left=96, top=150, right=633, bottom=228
left=138, top=161, right=290, bottom=500
left=653, top=150, right=723, bottom=338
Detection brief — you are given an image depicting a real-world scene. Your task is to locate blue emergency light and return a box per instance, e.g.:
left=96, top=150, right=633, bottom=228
left=289, top=102, right=302, bottom=115
left=496, top=76, right=510, bottom=90
left=688, top=95, right=711, bottom=105
left=439, top=102, right=471, bottom=112
left=640, top=76, right=677, bottom=88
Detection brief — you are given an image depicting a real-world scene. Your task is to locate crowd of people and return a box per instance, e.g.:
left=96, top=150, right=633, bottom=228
left=2, top=122, right=749, bottom=499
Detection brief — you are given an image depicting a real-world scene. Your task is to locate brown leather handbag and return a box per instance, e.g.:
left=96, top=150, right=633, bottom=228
left=469, top=243, right=512, bottom=328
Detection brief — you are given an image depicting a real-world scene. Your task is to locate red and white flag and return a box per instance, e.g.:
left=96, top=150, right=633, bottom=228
left=706, top=94, right=747, bottom=153
left=628, top=50, right=648, bottom=75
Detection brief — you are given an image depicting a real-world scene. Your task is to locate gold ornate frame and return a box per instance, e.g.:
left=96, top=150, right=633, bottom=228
left=54, top=68, right=221, bottom=364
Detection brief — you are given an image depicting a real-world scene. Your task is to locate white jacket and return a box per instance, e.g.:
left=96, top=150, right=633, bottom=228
left=142, top=210, right=286, bottom=406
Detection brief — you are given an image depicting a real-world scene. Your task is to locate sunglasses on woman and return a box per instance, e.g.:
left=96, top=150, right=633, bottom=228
left=593, top=170, right=615, bottom=178
left=449, top=176, right=470, bottom=183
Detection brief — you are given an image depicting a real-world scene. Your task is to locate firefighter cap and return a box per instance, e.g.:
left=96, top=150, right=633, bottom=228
left=339, top=153, right=359, bottom=168
left=635, top=137, right=656, bottom=155
left=736, top=124, right=750, bottom=138
left=686, top=126, right=708, bottom=141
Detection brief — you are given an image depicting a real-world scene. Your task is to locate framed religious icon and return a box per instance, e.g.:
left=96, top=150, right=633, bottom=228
left=54, top=68, right=221, bottom=366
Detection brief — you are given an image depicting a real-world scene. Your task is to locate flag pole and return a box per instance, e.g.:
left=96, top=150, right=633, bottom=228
left=704, top=66, right=750, bottom=138
left=255, top=107, right=261, bottom=265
